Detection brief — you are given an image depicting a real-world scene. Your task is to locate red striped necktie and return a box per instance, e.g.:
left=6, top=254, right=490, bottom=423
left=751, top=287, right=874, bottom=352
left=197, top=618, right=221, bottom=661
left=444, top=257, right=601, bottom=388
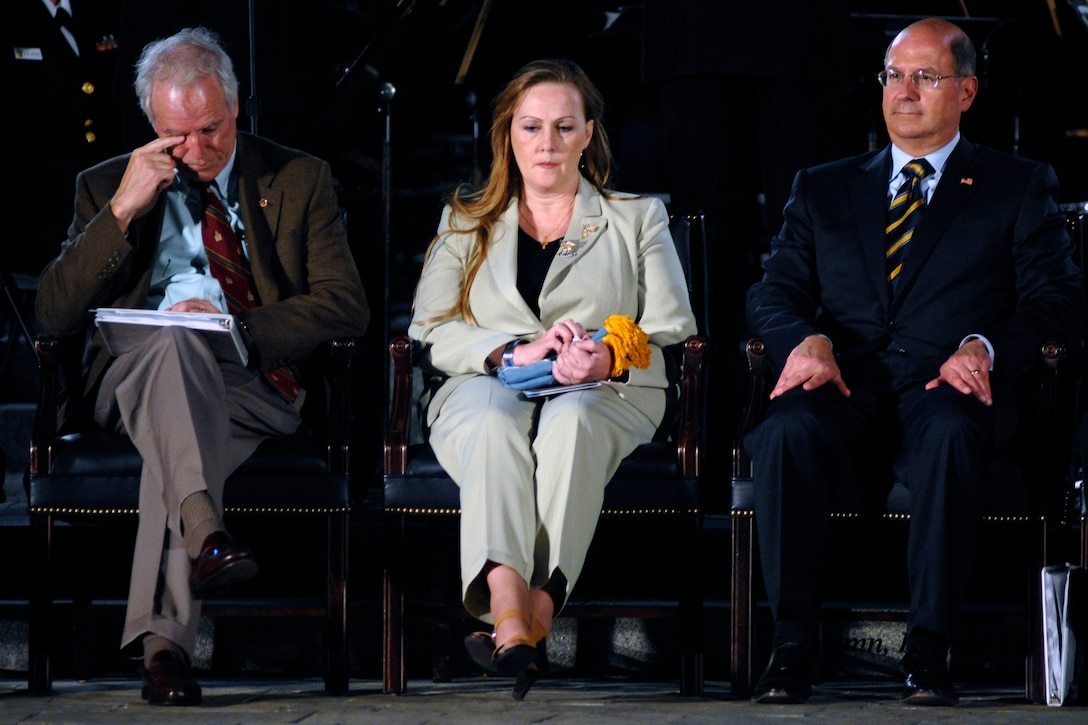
left=201, top=183, right=300, bottom=401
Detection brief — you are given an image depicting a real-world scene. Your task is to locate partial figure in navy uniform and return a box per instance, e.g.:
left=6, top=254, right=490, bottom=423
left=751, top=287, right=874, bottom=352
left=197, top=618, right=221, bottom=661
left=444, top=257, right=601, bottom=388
left=2, top=0, right=122, bottom=275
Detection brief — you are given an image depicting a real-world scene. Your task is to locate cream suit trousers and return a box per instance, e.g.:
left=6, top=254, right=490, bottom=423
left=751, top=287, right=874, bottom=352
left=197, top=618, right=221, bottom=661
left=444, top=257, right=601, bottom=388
left=94, top=327, right=302, bottom=657
left=427, top=374, right=660, bottom=621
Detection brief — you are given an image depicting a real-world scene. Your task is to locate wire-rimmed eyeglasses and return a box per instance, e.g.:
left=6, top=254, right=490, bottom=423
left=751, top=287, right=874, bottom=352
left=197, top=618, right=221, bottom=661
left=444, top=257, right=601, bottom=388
left=876, top=69, right=963, bottom=90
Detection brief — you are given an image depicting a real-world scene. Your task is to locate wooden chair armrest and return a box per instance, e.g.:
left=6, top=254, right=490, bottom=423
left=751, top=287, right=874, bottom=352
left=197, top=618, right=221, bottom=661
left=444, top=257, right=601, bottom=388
left=29, top=335, right=60, bottom=476
left=676, top=334, right=706, bottom=478
left=326, top=337, right=357, bottom=475
left=384, top=336, right=413, bottom=475
left=732, top=338, right=772, bottom=480
left=1031, top=340, right=1084, bottom=529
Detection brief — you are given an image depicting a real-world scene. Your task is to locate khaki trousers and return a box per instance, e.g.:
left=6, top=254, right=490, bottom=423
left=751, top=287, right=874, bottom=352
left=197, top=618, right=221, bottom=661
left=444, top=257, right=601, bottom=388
left=94, top=327, right=302, bottom=657
left=427, top=375, right=660, bottom=621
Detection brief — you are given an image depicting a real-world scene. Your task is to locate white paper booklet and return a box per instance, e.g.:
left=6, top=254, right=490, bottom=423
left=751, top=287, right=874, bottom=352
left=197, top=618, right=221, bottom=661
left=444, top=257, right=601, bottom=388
left=93, top=308, right=249, bottom=365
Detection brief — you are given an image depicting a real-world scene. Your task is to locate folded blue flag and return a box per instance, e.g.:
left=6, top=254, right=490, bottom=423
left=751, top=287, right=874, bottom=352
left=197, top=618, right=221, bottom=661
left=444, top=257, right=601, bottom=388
left=497, top=359, right=555, bottom=390
left=497, top=328, right=609, bottom=390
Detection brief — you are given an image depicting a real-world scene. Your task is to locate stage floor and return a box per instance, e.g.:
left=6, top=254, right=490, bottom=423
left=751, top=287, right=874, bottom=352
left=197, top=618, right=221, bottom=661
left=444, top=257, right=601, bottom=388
left=1, top=676, right=1084, bottom=724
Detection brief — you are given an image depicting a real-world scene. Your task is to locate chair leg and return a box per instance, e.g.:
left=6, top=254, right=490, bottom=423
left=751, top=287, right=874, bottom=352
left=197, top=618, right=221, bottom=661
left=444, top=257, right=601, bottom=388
left=431, top=618, right=452, bottom=683
left=66, top=525, right=96, bottom=683
left=679, top=512, right=704, bottom=696
left=324, top=511, right=349, bottom=694
left=1081, top=518, right=1087, bottom=568
left=28, top=513, right=53, bottom=695
left=731, top=512, right=754, bottom=698
left=71, top=593, right=94, bottom=683
left=429, top=566, right=452, bottom=683
left=382, top=513, right=406, bottom=694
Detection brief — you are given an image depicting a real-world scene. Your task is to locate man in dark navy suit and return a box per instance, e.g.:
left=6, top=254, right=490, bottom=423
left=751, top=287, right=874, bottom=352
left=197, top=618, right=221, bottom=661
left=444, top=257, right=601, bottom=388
left=745, top=17, right=1083, bottom=706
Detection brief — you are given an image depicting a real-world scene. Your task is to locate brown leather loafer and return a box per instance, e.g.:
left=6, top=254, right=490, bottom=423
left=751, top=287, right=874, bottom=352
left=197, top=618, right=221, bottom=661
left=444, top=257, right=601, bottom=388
left=188, top=530, right=258, bottom=599
left=141, top=649, right=202, bottom=706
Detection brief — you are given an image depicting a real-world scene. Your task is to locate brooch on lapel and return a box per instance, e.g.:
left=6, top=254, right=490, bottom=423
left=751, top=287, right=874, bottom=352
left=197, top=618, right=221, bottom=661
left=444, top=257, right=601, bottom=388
left=557, top=240, right=579, bottom=257
left=960, top=177, right=974, bottom=185
left=581, top=223, right=598, bottom=241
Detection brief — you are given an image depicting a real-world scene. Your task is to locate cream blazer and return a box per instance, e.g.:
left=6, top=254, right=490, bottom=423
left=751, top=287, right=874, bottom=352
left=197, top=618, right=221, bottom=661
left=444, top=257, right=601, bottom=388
left=410, top=177, right=697, bottom=426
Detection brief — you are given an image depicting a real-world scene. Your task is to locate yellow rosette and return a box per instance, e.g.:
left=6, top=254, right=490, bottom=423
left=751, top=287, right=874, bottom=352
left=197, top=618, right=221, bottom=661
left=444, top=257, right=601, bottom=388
left=599, top=314, right=651, bottom=379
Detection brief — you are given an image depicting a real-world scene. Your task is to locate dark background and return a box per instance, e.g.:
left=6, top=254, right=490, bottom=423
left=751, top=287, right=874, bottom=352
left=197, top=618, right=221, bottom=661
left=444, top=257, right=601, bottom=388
left=6, top=0, right=1088, bottom=481
left=2, top=0, right=1086, bottom=685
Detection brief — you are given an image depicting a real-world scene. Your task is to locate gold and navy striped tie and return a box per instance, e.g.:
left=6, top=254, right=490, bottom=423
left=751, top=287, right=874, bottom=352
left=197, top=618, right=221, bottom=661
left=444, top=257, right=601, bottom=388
left=885, top=158, right=934, bottom=286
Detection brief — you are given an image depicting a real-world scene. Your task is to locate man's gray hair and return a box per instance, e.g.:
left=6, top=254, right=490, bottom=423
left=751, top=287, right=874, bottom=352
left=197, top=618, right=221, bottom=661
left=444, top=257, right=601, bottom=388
left=134, top=27, right=239, bottom=123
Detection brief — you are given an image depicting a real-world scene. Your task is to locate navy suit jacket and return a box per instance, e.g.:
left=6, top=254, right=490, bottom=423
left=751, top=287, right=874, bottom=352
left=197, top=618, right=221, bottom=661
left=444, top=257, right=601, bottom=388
left=747, top=138, right=1083, bottom=384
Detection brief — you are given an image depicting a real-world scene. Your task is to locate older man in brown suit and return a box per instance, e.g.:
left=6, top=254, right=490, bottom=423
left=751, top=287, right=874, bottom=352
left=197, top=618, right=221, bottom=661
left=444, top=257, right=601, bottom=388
left=35, top=27, right=369, bottom=705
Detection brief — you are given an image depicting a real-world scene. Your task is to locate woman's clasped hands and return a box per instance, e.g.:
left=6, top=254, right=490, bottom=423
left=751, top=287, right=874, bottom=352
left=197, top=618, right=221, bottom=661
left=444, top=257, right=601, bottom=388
left=541, top=319, right=611, bottom=385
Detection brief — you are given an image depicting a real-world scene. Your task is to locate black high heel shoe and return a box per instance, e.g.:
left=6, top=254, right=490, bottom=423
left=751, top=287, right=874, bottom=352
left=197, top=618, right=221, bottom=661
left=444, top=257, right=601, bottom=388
left=513, top=637, right=549, bottom=700
left=464, top=610, right=538, bottom=677
left=511, top=617, right=549, bottom=700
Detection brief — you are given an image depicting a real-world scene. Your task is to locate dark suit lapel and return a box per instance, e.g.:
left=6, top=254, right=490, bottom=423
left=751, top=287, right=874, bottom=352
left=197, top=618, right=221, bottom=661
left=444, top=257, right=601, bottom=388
left=892, top=138, right=980, bottom=302
left=852, top=150, right=894, bottom=310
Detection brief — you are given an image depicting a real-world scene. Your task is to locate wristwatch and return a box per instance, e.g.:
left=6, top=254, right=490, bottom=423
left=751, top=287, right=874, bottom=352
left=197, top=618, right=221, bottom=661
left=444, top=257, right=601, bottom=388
left=502, top=340, right=524, bottom=367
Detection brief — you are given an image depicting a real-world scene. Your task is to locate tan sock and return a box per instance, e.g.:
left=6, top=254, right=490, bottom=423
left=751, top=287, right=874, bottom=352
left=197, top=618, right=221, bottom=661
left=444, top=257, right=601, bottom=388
left=180, top=491, right=225, bottom=559
left=143, top=634, right=185, bottom=667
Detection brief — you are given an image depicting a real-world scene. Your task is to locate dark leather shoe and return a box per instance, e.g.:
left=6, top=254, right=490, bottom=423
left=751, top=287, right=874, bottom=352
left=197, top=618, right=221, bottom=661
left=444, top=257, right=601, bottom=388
left=752, top=642, right=812, bottom=704
left=188, top=530, right=258, bottom=599
left=901, top=645, right=958, bottom=706
left=141, top=649, right=202, bottom=705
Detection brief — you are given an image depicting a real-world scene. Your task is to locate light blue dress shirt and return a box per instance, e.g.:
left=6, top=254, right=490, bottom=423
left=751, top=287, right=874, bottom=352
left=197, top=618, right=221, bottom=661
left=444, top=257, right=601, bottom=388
left=146, top=146, right=247, bottom=312
left=887, top=132, right=958, bottom=204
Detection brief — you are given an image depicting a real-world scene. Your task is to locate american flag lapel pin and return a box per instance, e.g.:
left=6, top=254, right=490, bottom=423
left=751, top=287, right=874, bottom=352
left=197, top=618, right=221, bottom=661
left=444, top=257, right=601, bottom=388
left=960, top=177, right=974, bottom=185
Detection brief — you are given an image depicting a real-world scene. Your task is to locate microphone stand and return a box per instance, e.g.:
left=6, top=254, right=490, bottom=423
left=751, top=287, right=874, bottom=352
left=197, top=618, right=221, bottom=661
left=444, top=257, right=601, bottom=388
left=246, top=0, right=259, bottom=135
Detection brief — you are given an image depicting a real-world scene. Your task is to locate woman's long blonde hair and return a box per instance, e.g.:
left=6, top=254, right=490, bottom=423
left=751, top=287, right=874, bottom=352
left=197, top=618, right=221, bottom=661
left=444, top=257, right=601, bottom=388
left=422, top=58, right=613, bottom=324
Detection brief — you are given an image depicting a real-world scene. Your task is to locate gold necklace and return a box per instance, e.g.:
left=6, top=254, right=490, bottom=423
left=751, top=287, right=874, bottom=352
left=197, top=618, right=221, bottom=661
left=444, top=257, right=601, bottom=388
left=523, top=196, right=575, bottom=249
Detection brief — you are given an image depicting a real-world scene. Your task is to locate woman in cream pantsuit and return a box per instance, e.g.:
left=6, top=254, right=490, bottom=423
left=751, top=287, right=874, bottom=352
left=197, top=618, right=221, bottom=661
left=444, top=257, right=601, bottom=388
left=409, top=59, right=696, bottom=697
